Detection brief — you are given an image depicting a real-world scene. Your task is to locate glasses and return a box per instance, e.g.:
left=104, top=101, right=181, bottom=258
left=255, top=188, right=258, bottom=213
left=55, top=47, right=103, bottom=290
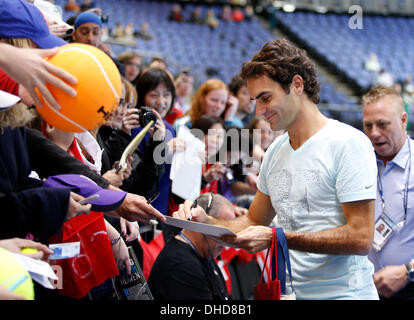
left=205, top=191, right=214, bottom=214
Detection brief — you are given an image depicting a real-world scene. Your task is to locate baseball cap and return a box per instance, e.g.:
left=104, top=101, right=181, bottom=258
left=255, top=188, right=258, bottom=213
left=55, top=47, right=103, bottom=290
left=43, top=174, right=127, bottom=212
left=0, top=0, right=67, bottom=49
left=0, top=90, right=20, bottom=111
left=74, top=11, right=103, bottom=29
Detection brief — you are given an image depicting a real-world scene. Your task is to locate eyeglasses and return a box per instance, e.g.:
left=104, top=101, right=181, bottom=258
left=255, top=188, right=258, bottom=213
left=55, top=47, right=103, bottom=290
left=206, top=191, right=214, bottom=214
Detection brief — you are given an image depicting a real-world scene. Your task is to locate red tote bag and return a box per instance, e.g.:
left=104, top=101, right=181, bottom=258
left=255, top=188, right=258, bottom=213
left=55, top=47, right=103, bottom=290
left=254, top=228, right=281, bottom=300
left=48, top=211, right=119, bottom=299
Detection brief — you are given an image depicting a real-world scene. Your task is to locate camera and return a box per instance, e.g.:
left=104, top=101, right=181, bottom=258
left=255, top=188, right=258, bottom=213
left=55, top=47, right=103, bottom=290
left=138, top=107, right=157, bottom=127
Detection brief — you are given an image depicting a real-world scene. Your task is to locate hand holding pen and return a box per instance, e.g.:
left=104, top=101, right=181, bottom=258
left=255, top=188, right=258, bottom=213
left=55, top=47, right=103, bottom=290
left=172, top=199, right=210, bottom=224
left=188, top=200, right=198, bottom=221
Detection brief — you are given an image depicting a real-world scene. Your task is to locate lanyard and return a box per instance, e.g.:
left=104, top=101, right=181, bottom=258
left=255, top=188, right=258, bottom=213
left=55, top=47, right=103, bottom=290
left=178, top=232, right=229, bottom=300
left=179, top=232, right=200, bottom=256
left=377, top=138, right=411, bottom=226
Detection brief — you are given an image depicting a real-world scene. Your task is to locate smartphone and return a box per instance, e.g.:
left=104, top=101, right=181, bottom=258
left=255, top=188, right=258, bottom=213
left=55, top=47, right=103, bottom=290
left=78, top=194, right=100, bottom=205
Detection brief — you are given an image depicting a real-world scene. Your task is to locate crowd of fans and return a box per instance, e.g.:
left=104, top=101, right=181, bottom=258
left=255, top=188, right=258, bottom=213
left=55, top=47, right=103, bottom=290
left=2, top=0, right=414, bottom=303
left=0, top=0, right=279, bottom=300
left=168, top=3, right=255, bottom=28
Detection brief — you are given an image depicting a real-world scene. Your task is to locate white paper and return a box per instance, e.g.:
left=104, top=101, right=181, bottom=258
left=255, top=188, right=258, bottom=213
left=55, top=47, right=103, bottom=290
left=164, top=216, right=236, bottom=237
left=29, top=273, right=56, bottom=289
left=0, top=89, right=20, bottom=109
left=170, top=126, right=205, bottom=201
left=11, top=253, right=58, bottom=289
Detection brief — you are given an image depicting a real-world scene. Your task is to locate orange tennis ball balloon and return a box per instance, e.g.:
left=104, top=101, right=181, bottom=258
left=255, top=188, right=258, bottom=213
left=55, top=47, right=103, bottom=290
left=35, top=43, right=122, bottom=132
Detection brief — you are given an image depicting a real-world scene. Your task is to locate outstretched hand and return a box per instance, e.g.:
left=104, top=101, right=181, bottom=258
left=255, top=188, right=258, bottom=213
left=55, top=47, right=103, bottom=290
left=0, top=238, right=53, bottom=260
left=0, top=44, right=77, bottom=110
left=115, top=192, right=166, bottom=224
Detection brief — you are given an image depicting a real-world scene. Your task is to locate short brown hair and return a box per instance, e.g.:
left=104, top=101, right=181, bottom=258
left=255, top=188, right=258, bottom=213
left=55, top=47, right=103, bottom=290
left=362, top=86, right=404, bottom=111
left=240, top=39, right=321, bottom=104
left=117, top=51, right=141, bottom=64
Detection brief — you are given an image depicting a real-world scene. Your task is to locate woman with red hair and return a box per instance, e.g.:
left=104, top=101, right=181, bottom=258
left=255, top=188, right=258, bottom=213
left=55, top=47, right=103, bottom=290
left=174, top=78, right=241, bottom=131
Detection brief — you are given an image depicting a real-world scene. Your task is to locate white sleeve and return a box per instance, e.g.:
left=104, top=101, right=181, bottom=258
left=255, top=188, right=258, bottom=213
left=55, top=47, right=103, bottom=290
left=335, top=132, right=378, bottom=203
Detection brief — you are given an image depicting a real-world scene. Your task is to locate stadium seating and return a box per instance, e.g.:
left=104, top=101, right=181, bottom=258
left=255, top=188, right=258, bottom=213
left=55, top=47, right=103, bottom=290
left=56, top=0, right=356, bottom=111
left=275, top=10, right=414, bottom=92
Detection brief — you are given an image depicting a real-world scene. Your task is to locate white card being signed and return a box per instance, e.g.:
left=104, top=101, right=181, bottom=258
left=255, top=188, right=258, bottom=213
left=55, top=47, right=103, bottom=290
left=164, top=216, right=236, bottom=238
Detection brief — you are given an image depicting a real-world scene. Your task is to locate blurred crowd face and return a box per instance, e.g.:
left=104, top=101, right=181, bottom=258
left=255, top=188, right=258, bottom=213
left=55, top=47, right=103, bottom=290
left=72, top=22, right=102, bottom=47
left=203, top=88, right=228, bottom=118
left=237, top=84, right=255, bottom=114
left=254, top=118, right=275, bottom=150
left=144, top=82, right=173, bottom=118
left=124, top=56, right=142, bottom=82
left=176, top=74, right=194, bottom=98
left=149, top=60, right=167, bottom=70
left=111, top=84, right=127, bottom=128
left=363, top=95, right=407, bottom=163
left=205, top=122, right=225, bottom=159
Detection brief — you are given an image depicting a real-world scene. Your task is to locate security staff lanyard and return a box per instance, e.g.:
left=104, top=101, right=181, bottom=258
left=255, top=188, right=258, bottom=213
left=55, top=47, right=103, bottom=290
left=377, top=138, right=411, bottom=228
left=178, top=232, right=229, bottom=300
left=373, top=139, right=411, bottom=251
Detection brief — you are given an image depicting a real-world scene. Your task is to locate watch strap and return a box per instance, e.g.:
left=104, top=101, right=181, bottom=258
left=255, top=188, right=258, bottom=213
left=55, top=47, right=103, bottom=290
left=406, top=261, right=414, bottom=282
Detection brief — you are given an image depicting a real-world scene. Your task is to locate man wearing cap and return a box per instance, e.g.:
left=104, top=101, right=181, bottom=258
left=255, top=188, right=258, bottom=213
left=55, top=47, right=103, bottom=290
left=71, top=11, right=103, bottom=48
left=70, top=11, right=125, bottom=78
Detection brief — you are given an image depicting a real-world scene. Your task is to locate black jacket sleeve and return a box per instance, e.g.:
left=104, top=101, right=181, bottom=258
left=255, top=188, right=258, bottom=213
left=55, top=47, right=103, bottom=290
left=0, top=187, right=69, bottom=242
left=26, top=128, right=110, bottom=189
left=101, top=127, right=132, bottom=169
left=121, top=139, right=165, bottom=198
left=0, top=127, right=70, bottom=241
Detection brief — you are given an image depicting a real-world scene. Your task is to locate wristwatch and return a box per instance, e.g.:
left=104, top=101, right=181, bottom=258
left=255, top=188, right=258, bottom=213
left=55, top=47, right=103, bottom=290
left=405, top=260, right=414, bottom=282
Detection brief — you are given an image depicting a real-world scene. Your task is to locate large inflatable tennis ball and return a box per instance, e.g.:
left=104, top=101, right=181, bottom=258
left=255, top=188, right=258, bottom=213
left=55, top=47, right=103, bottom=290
left=0, top=248, right=34, bottom=300
left=35, top=43, right=122, bottom=132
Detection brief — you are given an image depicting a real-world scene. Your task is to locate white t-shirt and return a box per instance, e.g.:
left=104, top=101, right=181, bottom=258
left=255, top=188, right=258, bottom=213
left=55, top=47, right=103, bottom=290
left=258, top=119, right=379, bottom=300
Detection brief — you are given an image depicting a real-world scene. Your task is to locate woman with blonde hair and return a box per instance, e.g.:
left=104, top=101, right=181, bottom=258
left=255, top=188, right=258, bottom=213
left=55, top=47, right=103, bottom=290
left=174, top=78, right=240, bottom=131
